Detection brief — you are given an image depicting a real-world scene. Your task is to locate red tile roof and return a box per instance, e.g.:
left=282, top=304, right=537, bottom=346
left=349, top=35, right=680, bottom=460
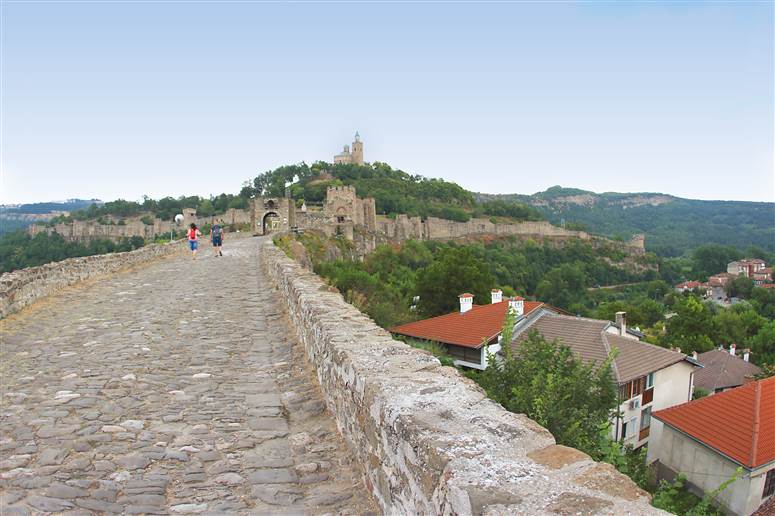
left=653, top=376, right=775, bottom=469
left=390, top=301, right=547, bottom=348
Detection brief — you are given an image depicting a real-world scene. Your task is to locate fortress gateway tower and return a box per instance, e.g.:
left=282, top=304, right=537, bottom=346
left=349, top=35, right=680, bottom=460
left=333, top=132, right=364, bottom=165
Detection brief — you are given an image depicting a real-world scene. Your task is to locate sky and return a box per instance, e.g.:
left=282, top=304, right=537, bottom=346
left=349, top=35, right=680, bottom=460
left=1, top=1, right=773, bottom=204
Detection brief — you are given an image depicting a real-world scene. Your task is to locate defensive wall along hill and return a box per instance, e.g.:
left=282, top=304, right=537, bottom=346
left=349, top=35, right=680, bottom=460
left=260, top=237, right=663, bottom=514
left=31, top=186, right=647, bottom=257
left=0, top=236, right=662, bottom=514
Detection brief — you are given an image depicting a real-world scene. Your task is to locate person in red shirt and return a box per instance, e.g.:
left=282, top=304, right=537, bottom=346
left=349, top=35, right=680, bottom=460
left=187, top=223, right=202, bottom=259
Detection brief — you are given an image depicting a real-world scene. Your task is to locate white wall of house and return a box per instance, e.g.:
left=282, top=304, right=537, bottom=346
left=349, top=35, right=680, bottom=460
left=646, top=361, right=695, bottom=451
left=650, top=425, right=774, bottom=515
left=613, top=361, right=695, bottom=447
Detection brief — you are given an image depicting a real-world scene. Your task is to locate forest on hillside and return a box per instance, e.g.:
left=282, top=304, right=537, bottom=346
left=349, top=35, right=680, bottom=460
left=46, top=194, right=250, bottom=225
left=0, top=232, right=147, bottom=273
left=478, top=187, right=775, bottom=256
left=276, top=232, right=775, bottom=370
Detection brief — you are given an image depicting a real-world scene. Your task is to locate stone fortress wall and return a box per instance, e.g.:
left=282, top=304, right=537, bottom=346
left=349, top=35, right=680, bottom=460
left=31, top=185, right=646, bottom=256
left=0, top=240, right=186, bottom=319
left=377, top=212, right=645, bottom=255
left=28, top=208, right=252, bottom=243
left=260, top=237, right=662, bottom=514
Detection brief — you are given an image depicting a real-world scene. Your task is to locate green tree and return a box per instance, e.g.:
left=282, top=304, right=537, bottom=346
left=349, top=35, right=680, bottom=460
left=749, top=320, right=775, bottom=366
left=415, top=247, right=495, bottom=316
left=727, top=275, right=754, bottom=299
left=665, top=296, right=714, bottom=354
left=691, top=244, right=741, bottom=279
left=535, top=264, right=588, bottom=311
left=710, top=310, right=745, bottom=346
left=197, top=199, right=215, bottom=218
left=470, top=330, right=617, bottom=457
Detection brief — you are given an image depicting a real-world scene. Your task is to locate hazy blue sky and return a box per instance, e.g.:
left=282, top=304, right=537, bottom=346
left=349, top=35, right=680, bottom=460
left=2, top=1, right=773, bottom=204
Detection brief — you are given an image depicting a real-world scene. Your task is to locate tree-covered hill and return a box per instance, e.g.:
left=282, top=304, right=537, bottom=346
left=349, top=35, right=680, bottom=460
left=476, top=187, right=775, bottom=256
left=246, top=161, right=543, bottom=223
left=0, top=199, right=103, bottom=236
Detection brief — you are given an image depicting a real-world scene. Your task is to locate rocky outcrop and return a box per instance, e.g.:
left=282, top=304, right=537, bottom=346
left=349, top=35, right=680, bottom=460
left=260, top=239, right=664, bottom=515
left=0, top=241, right=184, bottom=318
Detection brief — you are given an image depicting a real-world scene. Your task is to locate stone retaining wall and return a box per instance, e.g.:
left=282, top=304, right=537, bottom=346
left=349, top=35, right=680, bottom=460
left=260, top=239, right=665, bottom=515
left=0, top=241, right=185, bottom=319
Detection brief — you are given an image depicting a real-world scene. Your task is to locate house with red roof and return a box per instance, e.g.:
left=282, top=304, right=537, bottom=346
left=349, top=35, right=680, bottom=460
left=389, top=289, right=563, bottom=369
left=649, top=377, right=775, bottom=516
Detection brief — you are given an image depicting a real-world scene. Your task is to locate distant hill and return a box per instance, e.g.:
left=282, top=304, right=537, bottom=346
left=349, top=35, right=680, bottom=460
left=1, top=199, right=102, bottom=214
left=475, top=187, right=775, bottom=256
left=0, top=199, right=102, bottom=236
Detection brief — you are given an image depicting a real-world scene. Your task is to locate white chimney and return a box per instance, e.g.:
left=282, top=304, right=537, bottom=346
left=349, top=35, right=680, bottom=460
left=491, top=289, right=503, bottom=304
left=459, top=293, right=474, bottom=314
left=729, top=343, right=736, bottom=356
left=615, top=312, right=627, bottom=337
left=508, top=296, right=524, bottom=317
left=692, top=351, right=698, bottom=360
left=743, top=349, right=750, bottom=362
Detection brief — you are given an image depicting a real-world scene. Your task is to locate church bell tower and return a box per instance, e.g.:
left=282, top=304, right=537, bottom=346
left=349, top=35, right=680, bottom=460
left=351, top=131, right=364, bottom=165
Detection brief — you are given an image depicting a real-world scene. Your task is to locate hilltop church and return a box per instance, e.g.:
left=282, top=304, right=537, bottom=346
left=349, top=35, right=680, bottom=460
left=333, top=131, right=364, bottom=165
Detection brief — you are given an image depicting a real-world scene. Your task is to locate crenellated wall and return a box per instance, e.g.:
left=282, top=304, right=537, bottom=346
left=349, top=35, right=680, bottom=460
left=28, top=209, right=252, bottom=243
left=260, top=238, right=664, bottom=515
left=0, top=241, right=186, bottom=319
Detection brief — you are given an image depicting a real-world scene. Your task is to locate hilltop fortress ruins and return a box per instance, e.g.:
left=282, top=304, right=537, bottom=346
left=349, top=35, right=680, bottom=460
left=29, top=132, right=644, bottom=253
left=30, top=184, right=646, bottom=255
left=253, top=185, right=646, bottom=254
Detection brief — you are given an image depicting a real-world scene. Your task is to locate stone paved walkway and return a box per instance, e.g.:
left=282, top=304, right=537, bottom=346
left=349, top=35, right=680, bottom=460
left=0, top=237, right=375, bottom=515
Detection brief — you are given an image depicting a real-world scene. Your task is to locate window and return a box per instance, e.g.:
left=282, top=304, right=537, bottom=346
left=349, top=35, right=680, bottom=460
left=619, top=382, right=632, bottom=400
left=640, top=407, right=652, bottom=430
left=627, top=417, right=637, bottom=438
left=629, top=377, right=647, bottom=398
left=764, top=469, right=775, bottom=498
left=646, top=372, right=655, bottom=389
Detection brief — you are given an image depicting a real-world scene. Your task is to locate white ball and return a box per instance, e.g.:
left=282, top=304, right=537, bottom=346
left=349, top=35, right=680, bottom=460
left=174, top=214, right=184, bottom=223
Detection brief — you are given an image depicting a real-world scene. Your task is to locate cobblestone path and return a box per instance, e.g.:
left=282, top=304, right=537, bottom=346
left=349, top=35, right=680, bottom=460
left=0, top=237, right=375, bottom=515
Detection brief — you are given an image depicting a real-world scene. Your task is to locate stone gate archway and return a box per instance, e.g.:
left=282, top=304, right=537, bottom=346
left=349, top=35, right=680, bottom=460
left=251, top=197, right=291, bottom=236
left=262, top=212, right=280, bottom=235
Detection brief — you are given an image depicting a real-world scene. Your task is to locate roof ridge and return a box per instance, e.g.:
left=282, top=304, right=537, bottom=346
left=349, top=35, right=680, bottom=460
left=545, top=313, right=610, bottom=325
left=512, top=309, right=548, bottom=338
left=750, top=381, right=762, bottom=467
left=600, top=331, right=622, bottom=383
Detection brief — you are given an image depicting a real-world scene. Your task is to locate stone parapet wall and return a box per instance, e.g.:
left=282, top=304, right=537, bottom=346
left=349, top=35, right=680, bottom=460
left=28, top=209, right=252, bottom=243
left=0, top=241, right=185, bottom=319
left=260, top=239, right=664, bottom=515
left=425, top=217, right=592, bottom=241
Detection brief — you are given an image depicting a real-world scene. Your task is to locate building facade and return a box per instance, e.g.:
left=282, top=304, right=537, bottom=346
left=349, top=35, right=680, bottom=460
left=333, top=132, right=364, bottom=165
left=511, top=312, right=699, bottom=449
left=650, top=377, right=775, bottom=516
